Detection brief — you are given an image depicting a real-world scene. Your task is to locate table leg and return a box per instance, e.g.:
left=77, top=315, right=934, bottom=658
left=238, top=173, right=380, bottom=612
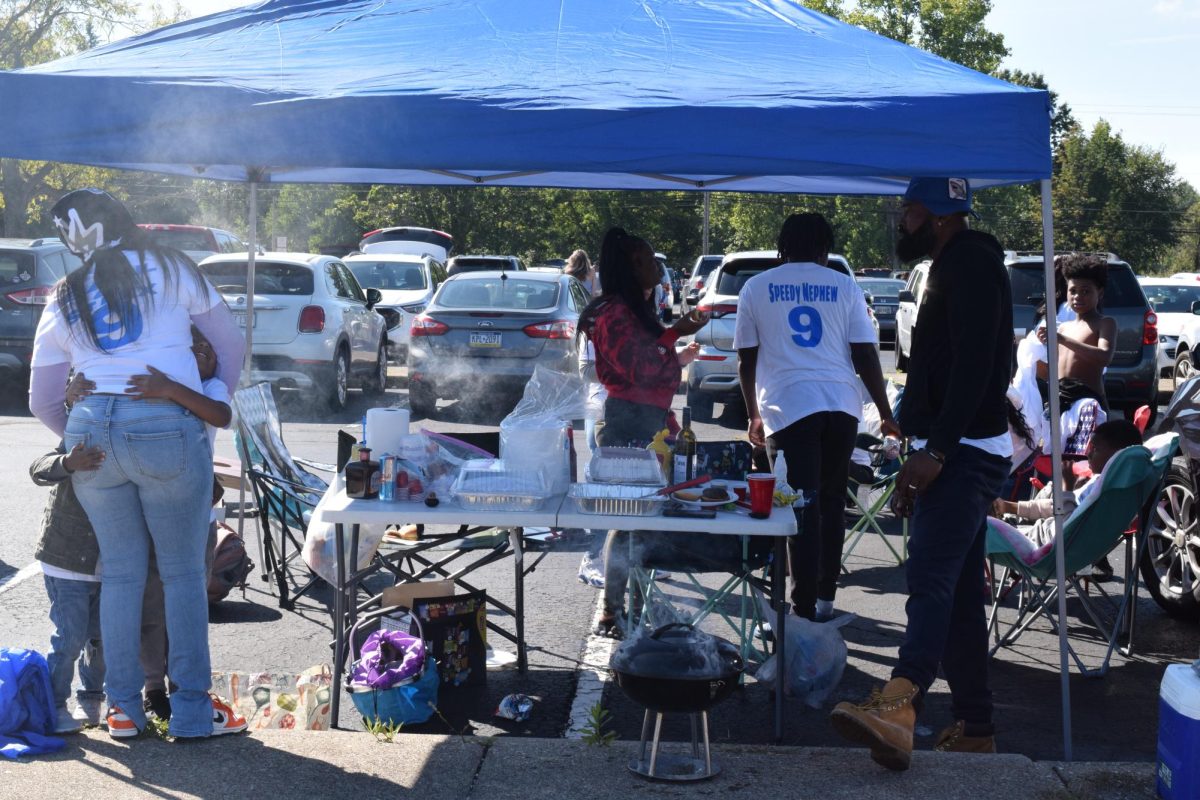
left=510, top=526, right=527, bottom=672
left=773, top=535, right=786, bottom=744
left=331, top=521, right=347, bottom=730
left=348, top=523, right=361, bottom=630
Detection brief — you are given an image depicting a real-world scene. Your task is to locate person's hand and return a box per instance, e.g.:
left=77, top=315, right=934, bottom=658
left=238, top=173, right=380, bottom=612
left=991, top=498, right=1017, bottom=518
left=677, top=341, right=701, bottom=366
left=125, top=365, right=177, bottom=400
left=1036, top=325, right=1049, bottom=345
left=890, top=450, right=943, bottom=518
left=64, top=442, right=105, bottom=473
left=747, top=416, right=766, bottom=448
left=879, top=415, right=902, bottom=440
left=671, top=309, right=710, bottom=337
left=65, top=372, right=95, bottom=408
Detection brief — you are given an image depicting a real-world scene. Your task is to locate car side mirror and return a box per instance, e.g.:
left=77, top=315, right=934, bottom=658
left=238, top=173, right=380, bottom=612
left=898, top=290, right=915, bottom=303
left=366, top=287, right=382, bottom=308
left=862, top=292, right=874, bottom=305
left=1192, top=300, right=1200, bottom=316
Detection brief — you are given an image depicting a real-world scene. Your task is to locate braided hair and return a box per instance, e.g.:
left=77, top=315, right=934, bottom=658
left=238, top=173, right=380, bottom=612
left=580, top=227, right=662, bottom=336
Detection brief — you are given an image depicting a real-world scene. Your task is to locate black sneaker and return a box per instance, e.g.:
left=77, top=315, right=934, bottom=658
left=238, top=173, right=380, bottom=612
left=144, top=689, right=172, bottom=721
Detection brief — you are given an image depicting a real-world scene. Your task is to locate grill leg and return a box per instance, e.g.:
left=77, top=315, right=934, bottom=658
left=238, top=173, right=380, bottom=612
left=638, top=709, right=652, bottom=764
left=648, top=713, right=664, bottom=778
left=701, top=712, right=712, bottom=776
left=690, top=714, right=700, bottom=759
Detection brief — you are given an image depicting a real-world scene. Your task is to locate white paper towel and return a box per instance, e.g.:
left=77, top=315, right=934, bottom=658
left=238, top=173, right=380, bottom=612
left=365, top=407, right=410, bottom=456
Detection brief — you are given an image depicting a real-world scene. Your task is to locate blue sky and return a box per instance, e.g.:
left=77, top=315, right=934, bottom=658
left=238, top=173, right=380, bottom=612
left=159, top=0, right=1200, bottom=190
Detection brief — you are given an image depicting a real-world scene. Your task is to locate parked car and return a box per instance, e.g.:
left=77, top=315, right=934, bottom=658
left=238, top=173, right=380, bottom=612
left=856, top=277, right=906, bottom=343
left=686, top=251, right=861, bottom=421
left=359, top=226, right=454, bottom=262
left=685, top=254, right=723, bottom=307
left=344, top=253, right=446, bottom=362
left=198, top=252, right=388, bottom=411
left=894, top=252, right=1158, bottom=417
left=1138, top=277, right=1200, bottom=377
left=406, top=270, right=589, bottom=416
left=0, top=236, right=84, bottom=391
left=447, top=254, right=526, bottom=276
left=138, top=224, right=243, bottom=263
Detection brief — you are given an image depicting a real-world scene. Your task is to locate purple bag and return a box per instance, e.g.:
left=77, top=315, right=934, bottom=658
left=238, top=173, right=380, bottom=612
left=349, top=629, right=426, bottom=689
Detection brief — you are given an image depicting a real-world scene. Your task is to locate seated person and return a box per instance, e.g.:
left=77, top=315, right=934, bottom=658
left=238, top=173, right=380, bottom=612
left=992, top=420, right=1143, bottom=550
left=1037, top=254, right=1116, bottom=492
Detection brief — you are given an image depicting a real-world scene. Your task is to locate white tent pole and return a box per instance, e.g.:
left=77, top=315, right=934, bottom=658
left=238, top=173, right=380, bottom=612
left=702, top=191, right=711, bottom=255
left=1040, top=177, right=1072, bottom=761
left=236, top=174, right=260, bottom=552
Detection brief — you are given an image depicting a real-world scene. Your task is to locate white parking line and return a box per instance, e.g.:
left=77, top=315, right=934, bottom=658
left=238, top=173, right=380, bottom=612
left=0, top=561, right=41, bottom=596
left=564, top=592, right=618, bottom=739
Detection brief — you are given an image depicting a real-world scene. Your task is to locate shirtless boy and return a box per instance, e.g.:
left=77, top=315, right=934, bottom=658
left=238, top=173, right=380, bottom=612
left=1037, top=254, right=1116, bottom=490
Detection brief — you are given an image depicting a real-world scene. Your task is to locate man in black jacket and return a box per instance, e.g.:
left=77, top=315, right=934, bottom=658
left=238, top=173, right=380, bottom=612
left=830, top=178, right=1013, bottom=770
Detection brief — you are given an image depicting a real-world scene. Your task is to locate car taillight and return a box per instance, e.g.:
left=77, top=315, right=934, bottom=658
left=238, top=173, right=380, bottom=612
left=5, top=286, right=54, bottom=305
left=523, top=320, right=575, bottom=339
left=696, top=354, right=727, bottom=361
left=411, top=315, right=449, bottom=336
left=697, top=302, right=738, bottom=318
left=298, top=305, right=325, bottom=333
left=1144, top=310, right=1158, bottom=346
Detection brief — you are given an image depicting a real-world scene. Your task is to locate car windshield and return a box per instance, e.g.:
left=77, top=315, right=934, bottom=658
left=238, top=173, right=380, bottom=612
left=1011, top=263, right=1146, bottom=310
left=857, top=279, right=904, bottom=300
left=143, top=229, right=213, bottom=252
left=696, top=257, right=722, bottom=278
left=347, top=260, right=427, bottom=291
left=1142, top=283, right=1200, bottom=313
left=453, top=258, right=513, bottom=271
left=199, top=262, right=314, bottom=295
left=715, top=258, right=782, bottom=295
left=439, top=277, right=559, bottom=309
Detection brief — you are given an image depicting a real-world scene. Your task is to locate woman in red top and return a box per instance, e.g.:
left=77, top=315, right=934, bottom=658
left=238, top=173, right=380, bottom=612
left=579, top=227, right=707, bottom=635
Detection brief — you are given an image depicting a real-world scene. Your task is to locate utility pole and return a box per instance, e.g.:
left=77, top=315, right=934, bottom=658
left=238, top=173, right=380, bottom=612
left=702, top=191, right=710, bottom=255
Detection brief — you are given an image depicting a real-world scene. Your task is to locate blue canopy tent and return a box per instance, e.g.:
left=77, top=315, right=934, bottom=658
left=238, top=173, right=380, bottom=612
left=0, top=0, right=1077, bottom=755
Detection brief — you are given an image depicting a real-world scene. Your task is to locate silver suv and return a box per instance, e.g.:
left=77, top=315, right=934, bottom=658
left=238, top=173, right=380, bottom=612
left=0, top=237, right=83, bottom=391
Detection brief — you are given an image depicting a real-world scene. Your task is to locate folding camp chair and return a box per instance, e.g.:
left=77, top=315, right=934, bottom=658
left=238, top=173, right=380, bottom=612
left=232, top=382, right=336, bottom=609
left=842, top=433, right=908, bottom=568
left=986, top=435, right=1178, bottom=677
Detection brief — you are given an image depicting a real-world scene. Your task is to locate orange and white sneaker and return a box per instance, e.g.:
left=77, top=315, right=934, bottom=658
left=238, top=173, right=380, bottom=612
left=106, top=705, right=141, bottom=739
left=210, top=694, right=248, bottom=736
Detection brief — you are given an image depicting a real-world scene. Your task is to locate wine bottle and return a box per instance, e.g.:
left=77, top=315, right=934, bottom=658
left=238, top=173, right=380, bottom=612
left=672, top=407, right=697, bottom=484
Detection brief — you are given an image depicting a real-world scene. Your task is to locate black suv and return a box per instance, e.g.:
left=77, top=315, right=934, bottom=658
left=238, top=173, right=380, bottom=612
left=1007, top=252, right=1157, bottom=416
left=0, top=237, right=83, bottom=391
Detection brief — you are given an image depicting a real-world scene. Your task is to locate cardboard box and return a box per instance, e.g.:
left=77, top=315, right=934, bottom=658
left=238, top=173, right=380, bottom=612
left=381, top=579, right=454, bottom=610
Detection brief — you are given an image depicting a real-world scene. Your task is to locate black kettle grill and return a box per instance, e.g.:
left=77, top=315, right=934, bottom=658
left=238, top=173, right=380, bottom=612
left=610, top=623, right=744, bottom=781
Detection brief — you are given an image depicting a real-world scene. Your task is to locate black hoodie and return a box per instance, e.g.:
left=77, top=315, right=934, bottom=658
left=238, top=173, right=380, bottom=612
left=898, top=229, right=1012, bottom=458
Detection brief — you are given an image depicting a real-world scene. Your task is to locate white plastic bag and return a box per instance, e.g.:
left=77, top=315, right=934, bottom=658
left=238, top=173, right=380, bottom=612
left=500, top=366, right=586, bottom=495
left=754, top=592, right=854, bottom=708
left=302, top=519, right=385, bottom=586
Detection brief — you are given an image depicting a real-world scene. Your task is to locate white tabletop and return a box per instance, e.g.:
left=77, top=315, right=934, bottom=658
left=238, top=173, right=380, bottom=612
left=555, top=496, right=796, bottom=537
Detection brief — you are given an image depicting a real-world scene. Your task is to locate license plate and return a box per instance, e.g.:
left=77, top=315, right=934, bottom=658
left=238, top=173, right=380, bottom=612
left=469, top=332, right=501, bottom=348
left=231, top=310, right=256, bottom=328
left=876, top=306, right=896, bottom=317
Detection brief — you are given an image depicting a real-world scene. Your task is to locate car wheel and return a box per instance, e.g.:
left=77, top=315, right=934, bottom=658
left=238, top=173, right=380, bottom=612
left=895, top=341, right=909, bottom=372
left=409, top=380, right=436, bottom=418
left=366, top=340, right=388, bottom=396
left=326, top=348, right=350, bottom=412
left=686, top=384, right=714, bottom=423
left=1139, top=460, right=1200, bottom=621
left=1174, top=348, right=1194, bottom=393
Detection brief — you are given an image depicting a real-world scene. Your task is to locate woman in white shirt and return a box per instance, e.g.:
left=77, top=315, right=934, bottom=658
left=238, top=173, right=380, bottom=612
left=734, top=213, right=899, bottom=621
left=28, top=189, right=245, bottom=740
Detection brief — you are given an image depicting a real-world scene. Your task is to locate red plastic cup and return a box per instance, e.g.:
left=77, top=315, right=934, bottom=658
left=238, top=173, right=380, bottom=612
left=746, top=473, right=775, bottom=519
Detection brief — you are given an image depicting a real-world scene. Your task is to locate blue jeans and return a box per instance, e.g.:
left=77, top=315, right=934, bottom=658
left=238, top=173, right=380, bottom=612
left=43, top=574, right=105, bottom=708
left=66, top=396, right=214, bottom=737
left=894, top=444, right=1010, bottom=727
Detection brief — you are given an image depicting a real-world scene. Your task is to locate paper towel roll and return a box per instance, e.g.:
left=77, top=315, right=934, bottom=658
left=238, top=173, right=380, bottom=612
left=365, top=407, right=410, bottom=455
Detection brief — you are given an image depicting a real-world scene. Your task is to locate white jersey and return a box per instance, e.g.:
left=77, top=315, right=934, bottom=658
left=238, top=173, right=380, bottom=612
left=32, top=251, right=222, bottom=395
left=733, top=261, right=876, bottom=437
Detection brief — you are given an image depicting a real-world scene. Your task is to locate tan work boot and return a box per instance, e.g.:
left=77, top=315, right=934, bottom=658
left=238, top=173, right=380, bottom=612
left=829, top=677, right=919, bottom=771
left=933, top=720, right=996, bottom=754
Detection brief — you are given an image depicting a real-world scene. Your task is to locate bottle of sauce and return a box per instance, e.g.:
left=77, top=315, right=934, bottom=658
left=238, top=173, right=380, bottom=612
left=345, top=447, right=381, bottom=499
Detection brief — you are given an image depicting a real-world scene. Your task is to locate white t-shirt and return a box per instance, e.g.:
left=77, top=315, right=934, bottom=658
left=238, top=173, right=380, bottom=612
left=32, top=252, right=222, bottom=394
left=40, top=561, right=100, bottom=582
left=733, top=261, right=877, bottom=436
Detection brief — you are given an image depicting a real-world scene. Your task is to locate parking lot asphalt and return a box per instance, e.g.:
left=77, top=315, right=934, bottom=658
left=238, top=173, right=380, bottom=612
left=0, top=344, right=1194, bottom=774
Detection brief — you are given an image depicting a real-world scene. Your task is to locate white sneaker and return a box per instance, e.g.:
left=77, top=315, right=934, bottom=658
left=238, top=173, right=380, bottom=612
left=55, top=706, right=82, bottom=734
left=577, top=553, right=606, bottom=588
left=815, top=599, right=835, bottom=622
left=72, top=696, right=105, bottom=726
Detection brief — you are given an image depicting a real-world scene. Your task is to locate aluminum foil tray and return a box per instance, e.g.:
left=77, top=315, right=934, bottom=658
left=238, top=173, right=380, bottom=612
left=569, top=483, right=665, bottom=517
left=586, top=447, right=666, bottom=486
left=452, top=461, right=550, bottom=512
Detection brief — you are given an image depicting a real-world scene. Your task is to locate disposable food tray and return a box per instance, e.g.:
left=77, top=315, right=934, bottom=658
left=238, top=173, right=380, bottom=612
left=569, top=483, right=665, bottom=517
left=451, top=460, right=550, bottom=512
left=586, top=447, right=666, bottom=486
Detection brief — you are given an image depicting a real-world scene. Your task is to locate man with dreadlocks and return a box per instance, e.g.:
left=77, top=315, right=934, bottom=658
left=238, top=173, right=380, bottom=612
left=28, top=188, right=246, bottom=741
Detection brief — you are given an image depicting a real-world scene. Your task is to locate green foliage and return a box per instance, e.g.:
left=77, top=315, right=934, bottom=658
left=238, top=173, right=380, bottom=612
left=579, top=701, right=618, bottom=747
left=362, top=715, right=404, bottom=743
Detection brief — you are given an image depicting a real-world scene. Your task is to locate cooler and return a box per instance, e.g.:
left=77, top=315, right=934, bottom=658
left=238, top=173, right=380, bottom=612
left=1156, top=663, right=1200, bottom=800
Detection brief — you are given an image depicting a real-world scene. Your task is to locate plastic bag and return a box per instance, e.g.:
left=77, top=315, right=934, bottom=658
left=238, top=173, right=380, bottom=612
left=754, top=592, right=853, bottom=708
left=302, top=519, right=385, bottom=586
left=500, top=366, right=586, bottom=495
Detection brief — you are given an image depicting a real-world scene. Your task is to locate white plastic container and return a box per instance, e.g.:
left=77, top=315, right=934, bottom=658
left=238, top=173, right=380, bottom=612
left=1157, top=663, right=1200, bottom=800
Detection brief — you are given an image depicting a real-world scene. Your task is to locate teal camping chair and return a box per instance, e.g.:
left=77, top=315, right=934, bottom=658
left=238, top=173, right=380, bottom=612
left=842, top=433, right=908, bottom=569
left=986, top=435, right=1178, bottom=677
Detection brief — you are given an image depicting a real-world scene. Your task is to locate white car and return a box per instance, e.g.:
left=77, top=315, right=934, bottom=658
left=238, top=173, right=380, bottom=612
left=344, top=253, right=446, bottom=362
left=198, top=252, right=389, bottom=410
left=1139, top=277, right=1200, bottom=375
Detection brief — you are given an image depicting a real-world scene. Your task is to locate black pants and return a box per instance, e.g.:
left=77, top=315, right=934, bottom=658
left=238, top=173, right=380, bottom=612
left=768, top=411, right=858, bottom=619
left=894, top=444, right=1009, bottom=726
